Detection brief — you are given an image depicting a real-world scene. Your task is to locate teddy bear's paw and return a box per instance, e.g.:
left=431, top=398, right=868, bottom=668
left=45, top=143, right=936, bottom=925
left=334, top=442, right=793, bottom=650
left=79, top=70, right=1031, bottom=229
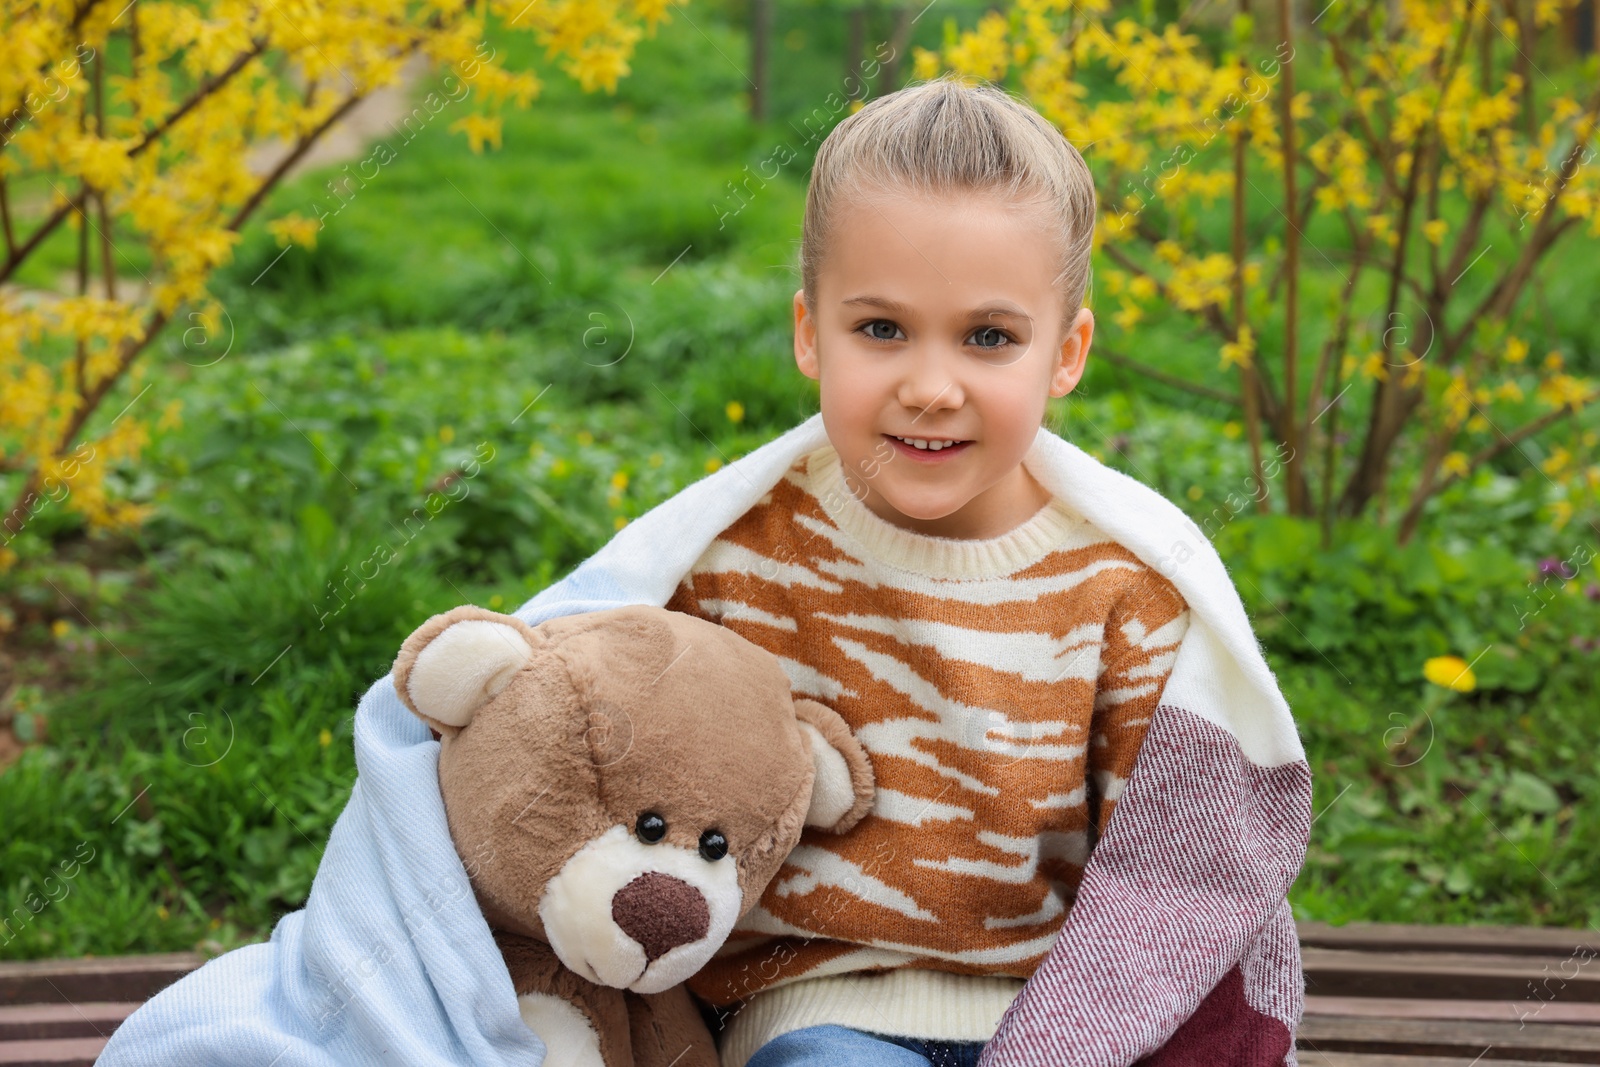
left=517, top=992, right=608, bottom=1067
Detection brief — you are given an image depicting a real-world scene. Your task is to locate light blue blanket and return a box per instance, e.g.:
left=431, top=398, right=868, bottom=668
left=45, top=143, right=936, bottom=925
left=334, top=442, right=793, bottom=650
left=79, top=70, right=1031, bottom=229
left=95, top=675, right=549, bottom=1066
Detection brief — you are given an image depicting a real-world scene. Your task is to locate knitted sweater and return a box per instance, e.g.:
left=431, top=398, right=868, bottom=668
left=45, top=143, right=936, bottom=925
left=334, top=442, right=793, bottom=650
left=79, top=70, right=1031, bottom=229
left=512, top=412, right=1313, bottom=1067
left=662, top=443, right=1191, bottom=1064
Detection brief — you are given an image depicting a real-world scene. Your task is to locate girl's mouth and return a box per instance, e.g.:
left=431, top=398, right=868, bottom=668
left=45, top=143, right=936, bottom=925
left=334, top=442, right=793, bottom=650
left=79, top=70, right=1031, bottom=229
left=884, top=434, right=973, bottom=462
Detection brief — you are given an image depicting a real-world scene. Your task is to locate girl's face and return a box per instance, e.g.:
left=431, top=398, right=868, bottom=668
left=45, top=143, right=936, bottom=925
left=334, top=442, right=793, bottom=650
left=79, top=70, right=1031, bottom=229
left=794, top=188, right=1093, bottom=541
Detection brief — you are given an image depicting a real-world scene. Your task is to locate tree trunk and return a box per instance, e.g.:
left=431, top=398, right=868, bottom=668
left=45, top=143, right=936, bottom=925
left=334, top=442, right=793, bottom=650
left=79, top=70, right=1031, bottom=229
left=750, top=0, right=772, bottom=121
left=846, top=5, right=867, bottom=99
left=878, top=6, right=914, bottom=95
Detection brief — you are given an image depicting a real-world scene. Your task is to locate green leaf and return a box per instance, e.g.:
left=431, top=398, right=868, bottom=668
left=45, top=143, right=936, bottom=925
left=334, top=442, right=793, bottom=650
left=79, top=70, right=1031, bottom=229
left=1502, top=770, right=1561, bottom=815
left=297, top=502, right=337, bottom=555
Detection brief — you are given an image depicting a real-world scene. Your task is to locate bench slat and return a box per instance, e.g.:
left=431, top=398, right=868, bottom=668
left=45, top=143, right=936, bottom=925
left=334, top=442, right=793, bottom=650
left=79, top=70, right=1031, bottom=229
left=1298, top=1016, right=1600, bottom=1059
left=0, top=1003, right=139, bottom=1042
left=0, top=1037, right=106, bottom=1067
left=1298, top=922, right=1600, bottom=959
left=1304, top=946, right=1600, bottom=1003
left=0, top=955, right=203, bottom=1007
left=1297, top=1055, right=1585, bottom=1067
left=1306, top=995, right=1600, bottom=1026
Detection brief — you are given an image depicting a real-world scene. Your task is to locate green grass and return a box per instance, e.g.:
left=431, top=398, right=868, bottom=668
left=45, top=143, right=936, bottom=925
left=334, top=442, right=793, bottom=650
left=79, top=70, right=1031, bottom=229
left=3, top=3, right=1599, bottom=959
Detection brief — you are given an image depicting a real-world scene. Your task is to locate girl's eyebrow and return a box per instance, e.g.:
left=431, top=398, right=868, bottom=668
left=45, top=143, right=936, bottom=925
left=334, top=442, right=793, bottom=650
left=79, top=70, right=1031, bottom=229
left=841, top=295, right=1032, bottom=320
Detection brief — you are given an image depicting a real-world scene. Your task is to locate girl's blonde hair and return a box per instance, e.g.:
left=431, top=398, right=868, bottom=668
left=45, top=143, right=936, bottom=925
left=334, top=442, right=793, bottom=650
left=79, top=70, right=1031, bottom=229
left=800, top=73, right=1097, bottom=332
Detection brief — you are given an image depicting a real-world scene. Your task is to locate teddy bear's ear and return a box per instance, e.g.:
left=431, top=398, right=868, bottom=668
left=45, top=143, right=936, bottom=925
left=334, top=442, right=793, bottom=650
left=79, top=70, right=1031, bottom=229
left=792, top=698, right=874, bottom=834
left=391, top=606, right=544, bottom=737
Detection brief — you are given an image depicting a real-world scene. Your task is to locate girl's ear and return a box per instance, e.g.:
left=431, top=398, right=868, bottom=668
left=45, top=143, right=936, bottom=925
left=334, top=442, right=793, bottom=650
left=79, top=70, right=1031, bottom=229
left=794, top=288, right=820, bottom=381
left=792, top=697, right=874, bottom=833
left=391, top=606, right=544, bottom=739
left=1050, top=307, right=1093, bottom=398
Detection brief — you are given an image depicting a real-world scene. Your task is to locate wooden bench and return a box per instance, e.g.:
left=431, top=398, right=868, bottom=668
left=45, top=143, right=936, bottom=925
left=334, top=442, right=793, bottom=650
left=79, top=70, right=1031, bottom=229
left=2, top=922, right=1596, bottom=1065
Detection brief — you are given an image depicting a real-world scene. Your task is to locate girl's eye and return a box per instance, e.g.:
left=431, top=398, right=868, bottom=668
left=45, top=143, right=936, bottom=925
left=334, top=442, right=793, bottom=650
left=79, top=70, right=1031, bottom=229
left=970, top=326, right=1013, bottom=349
left=859, top=320, right=903, bottom=342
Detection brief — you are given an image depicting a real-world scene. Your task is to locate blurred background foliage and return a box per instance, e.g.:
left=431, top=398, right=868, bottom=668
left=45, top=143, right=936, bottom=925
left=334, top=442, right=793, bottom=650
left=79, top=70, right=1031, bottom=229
left=1, top=0, right=1597, bottom=959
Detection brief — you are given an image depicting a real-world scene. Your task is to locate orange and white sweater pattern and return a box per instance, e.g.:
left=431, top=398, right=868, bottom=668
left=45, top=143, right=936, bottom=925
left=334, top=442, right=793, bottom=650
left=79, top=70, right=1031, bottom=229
left=668, top=444, right=1191, bottom=1065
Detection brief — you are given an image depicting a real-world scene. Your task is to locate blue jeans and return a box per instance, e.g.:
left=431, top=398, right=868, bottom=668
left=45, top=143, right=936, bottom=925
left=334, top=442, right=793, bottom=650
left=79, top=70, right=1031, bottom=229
left=746, top=1024, right=987, bottom=1067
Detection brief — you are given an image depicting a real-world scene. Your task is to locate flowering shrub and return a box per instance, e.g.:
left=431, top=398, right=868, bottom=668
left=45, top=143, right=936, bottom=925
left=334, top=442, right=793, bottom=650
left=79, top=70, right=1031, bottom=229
left=0, top=0, right=674, bottom=568
left=918, top=0, right=1599, bottom=544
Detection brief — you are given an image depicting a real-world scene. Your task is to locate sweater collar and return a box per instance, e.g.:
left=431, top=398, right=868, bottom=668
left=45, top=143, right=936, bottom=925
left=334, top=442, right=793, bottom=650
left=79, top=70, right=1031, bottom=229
left=801, top=443, right=1085, bottom=580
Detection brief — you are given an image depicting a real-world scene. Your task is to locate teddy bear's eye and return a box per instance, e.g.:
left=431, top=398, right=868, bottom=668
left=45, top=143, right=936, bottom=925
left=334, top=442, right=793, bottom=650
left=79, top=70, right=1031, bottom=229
left=635, top=812, right=667, bottom=844
left=698, top=829, right=728, bottom=861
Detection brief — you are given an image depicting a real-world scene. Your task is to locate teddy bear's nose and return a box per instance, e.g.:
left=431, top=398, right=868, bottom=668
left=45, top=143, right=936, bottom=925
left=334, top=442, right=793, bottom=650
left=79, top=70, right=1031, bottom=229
left=611, top=871, right=710, bottom=961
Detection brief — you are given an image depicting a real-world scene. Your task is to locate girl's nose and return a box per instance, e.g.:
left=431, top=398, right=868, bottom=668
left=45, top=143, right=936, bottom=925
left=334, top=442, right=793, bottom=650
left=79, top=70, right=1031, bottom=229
left=897, top=348, right=965, bottom=414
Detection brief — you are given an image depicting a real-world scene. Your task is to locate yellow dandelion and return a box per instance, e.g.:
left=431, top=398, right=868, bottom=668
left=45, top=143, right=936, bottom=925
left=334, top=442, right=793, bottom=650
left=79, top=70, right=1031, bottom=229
left=1423, top=655, right=1476, bottom=692
left=1222, top=421, right=1242, bottom=439
left=705, top=457, right=723, bottom=473
left=614, top=515, right=629, bottom=530
left=158, top=906, right=170, bottom=920
left=319, top=728, right=332, bottom=748
left=51, top=618, right=71, bottom=638
left=610, top=470, right=629, bottom=491
left=1442, top=451, right=1470, bottom=478
left=1505, top=337, right=1529, bottom=363
left=725, top=401, right=745, bottom=424
left=1543, top=350, right=1564, bottom=372
left=550, top=457, right=571, bottom=477
left=438, top=425, right=454, bottom=444
left=1186, top=485, right=1204, bottom=501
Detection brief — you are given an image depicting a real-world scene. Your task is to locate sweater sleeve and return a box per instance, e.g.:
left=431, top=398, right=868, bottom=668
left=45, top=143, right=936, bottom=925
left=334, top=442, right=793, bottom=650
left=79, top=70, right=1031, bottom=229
left=1087, top=569, right=1191, bottom=841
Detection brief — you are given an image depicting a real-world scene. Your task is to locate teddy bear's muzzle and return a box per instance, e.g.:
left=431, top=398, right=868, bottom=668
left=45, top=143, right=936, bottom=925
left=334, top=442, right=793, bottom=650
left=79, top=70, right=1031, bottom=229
left=538, top=824, right=744, bottom=994
left=611, top=871, right=711, bottom=960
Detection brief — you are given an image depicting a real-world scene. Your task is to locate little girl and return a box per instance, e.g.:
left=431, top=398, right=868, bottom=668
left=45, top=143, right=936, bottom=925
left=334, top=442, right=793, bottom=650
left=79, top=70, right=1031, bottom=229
left=647, top=72, right=1308, bottom=1067
left=482, top=63, right=1313, bottom=1065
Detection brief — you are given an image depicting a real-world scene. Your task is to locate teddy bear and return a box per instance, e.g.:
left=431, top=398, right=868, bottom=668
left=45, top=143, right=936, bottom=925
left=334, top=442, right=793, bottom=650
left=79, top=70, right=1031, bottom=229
left=389, top=602, right=876, bottom=1067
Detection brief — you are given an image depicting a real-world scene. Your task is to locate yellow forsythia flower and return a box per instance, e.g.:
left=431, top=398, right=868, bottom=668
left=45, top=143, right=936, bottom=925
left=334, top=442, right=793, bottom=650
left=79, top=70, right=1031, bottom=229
left=1423, top=655, right=1476, bottom=692
left=1220, top=325, right=1255, bottom=370
left=450, top=113, right=503, bottom=154
left=267, top=213, right=322, bottom=250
